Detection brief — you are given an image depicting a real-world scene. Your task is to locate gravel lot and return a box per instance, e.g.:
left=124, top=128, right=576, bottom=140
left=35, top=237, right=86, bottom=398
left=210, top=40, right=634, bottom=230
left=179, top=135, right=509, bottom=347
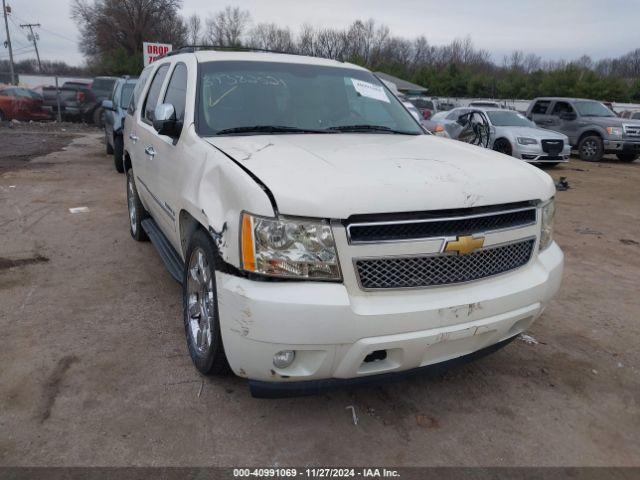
left=1, top=125, right=639, bottom=467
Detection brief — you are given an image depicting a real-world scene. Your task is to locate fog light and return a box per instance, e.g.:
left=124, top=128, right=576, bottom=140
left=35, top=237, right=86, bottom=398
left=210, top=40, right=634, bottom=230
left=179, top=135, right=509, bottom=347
left=273, top=350, right=295, bottom=368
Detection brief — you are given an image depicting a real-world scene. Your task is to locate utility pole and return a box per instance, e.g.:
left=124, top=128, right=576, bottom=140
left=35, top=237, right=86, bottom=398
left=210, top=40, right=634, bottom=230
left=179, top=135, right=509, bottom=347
left=2, top=0, right=15, bottom=84
left=20, top=22, right=41, bottom=72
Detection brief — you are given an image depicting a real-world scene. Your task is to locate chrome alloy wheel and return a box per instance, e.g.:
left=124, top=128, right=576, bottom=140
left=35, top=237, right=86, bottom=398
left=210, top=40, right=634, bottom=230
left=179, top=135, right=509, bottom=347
left=186, top=247, right=215, bottom=354
left=127, top=176, right=137, bottom=235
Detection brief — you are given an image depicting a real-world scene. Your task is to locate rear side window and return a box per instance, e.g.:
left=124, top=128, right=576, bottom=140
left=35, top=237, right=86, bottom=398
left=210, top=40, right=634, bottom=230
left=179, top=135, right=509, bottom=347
left=531, top=100, right=551, bottom=115
left=163, top=63, right=188, bottom=122
left=551, top=101, right=574, bottom=115
left=128, top=68, right=152, bottom=115
left=143, top=64, right=170, bottom=123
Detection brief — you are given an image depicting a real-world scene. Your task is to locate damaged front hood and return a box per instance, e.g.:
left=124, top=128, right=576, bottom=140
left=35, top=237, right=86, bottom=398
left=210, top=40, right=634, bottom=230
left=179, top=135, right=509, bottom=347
left=205, top=134, right=554, bottom=218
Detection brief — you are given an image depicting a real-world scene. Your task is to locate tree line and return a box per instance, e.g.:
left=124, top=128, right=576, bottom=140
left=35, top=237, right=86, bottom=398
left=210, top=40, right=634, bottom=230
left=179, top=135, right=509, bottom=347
left=5, top=0, right=640, bottom=102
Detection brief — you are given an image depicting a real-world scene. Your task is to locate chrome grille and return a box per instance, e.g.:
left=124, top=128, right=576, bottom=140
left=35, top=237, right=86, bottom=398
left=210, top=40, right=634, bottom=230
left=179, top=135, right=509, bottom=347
left=624, top=124, right=640, bottom=137
left=541, top=139, right=563, bottom=156
left=355, top=239, right=535, bottom=290
left=347, top=207, right=536, bottom=243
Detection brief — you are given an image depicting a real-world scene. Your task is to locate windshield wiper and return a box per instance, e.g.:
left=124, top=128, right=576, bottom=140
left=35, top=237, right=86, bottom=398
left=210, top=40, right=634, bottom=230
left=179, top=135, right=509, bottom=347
left=215, top=125, right=331, bottom=135
left=327, top=124, right=420, bottom=135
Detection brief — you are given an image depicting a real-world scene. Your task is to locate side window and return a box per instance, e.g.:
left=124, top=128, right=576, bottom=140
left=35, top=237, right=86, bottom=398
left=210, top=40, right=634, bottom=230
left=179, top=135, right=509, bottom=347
left=143, top=64, right=170, bottom=123
left=163, top=63, right=188, bottom=122
left=128, top=68, right=152, bottom=115
left=531, top=100, right=551, bottom=115
left=550, top=101, right=574, bottom=116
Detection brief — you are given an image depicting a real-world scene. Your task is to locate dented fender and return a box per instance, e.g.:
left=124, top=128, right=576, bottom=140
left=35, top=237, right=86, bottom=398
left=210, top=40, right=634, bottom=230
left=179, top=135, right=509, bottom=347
left=171, top=124, right=275, bottom=268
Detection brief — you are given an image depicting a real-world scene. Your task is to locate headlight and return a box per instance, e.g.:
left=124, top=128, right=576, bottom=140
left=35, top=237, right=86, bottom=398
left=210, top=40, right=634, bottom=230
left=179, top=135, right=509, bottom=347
left=539, top=198, right=556, bottom=251
left=517, top=137, right=538, bottom=145
left=433, top=124, right=449, bottom=137
left=240, top=213, right=341, bottom=280
left=606, top=126, right=622, bottom=137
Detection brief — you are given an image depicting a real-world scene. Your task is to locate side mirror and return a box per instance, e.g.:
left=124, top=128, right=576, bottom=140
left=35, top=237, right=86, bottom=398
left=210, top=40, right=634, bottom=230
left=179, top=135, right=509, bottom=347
left=559, top=112, right=577, bottom=121
left=153, top=103, right=181, bottom=137
left=101, top=99, right=114, bottom=110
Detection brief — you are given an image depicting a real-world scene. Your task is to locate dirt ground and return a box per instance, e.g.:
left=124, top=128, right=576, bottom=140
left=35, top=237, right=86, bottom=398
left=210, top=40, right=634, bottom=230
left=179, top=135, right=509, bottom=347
left=0, top=125, right=639, bottom=467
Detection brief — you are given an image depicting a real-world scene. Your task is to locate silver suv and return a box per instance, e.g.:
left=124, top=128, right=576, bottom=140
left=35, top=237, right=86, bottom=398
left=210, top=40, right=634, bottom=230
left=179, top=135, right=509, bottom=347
left=527, top=97, right=640, bottom=162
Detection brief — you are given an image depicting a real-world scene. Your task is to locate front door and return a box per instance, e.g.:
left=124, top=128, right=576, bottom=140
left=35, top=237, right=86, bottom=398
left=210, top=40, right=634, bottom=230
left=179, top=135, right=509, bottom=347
left=147, top=62, right=189, bottom=250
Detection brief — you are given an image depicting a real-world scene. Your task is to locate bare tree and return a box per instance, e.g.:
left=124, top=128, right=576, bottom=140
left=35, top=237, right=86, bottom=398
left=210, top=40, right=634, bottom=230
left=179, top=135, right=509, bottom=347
left=314, top=28, right=346, bottom=60
left=297, top=24, right=316, bottom=56
left=523, top=53, right=542, bottom=73
left=187, top=14, right=202, bottom=45
left=247, top=23, right=294, bottom=52
left=205, top=6, right=250, bottom=47
left=71, top=0, right=187, bottom=72
left=503, top=50, right=525, bottom=71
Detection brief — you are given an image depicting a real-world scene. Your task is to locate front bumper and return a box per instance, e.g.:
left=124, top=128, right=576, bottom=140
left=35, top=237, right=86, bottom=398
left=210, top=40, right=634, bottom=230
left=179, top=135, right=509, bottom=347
left=216, top=242, right=564, bottom=389
left=514, top=143, right=571, bottom=163
left=604, top=139, right=640, bottom=154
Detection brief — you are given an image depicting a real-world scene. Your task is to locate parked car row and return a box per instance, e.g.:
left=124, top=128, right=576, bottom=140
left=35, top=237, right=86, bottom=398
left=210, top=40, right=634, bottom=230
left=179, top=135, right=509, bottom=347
left=419, top=96, right=640, bottom=165
left=0, top=76, right=120, bottom=125
left=41, top=76, right=118, bottom=126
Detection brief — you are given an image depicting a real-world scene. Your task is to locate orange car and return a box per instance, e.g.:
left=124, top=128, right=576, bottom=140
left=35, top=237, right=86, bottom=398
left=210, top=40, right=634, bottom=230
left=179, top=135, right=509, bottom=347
left=0, top=87, right=52, bottom=121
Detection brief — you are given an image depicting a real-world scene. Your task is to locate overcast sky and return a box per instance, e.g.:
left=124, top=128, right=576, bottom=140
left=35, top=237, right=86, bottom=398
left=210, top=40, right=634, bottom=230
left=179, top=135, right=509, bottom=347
left=2, top=0, right=638, bottom=66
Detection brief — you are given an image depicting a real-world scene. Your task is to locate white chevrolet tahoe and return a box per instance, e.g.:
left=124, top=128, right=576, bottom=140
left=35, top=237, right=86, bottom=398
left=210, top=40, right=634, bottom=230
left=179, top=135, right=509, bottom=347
left=123, top=48, right=563, bottom=397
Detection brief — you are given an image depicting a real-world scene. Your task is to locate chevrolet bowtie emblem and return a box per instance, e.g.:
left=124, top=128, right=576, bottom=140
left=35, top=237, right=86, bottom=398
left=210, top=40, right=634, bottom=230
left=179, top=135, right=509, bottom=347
left=444, top=235, right=485, bottom=255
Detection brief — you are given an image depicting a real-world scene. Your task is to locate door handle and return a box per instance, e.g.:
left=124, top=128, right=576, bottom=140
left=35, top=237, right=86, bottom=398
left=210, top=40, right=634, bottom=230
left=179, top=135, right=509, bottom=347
left=129, top=133, right=139, bottom=143
left=144, top=146, right=156, bottom=158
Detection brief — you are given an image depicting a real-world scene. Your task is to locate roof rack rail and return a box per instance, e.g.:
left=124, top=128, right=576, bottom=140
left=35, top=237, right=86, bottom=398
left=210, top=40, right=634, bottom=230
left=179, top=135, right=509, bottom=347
left=157, top=45, right=341, bottom=62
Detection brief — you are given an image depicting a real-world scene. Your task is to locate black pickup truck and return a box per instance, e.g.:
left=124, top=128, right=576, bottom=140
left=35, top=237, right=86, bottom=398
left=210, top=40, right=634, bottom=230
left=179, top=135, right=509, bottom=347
left=42, top=76, right=117, bottom=125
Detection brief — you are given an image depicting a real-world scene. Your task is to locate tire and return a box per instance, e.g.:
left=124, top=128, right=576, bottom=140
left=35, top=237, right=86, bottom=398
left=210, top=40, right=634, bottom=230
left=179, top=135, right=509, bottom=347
left=578, top=135, right=603, bottom=162
left=616, top=153, right=638, bottom=162
left=113, top=136, right=124, bottom=173
left=126, top=169, right=148, bottom=242
left=0, top=109, right=5, bottom=122
left=493, top=138, right=513, bottom=156
left=105, top=132, right=114, bottom=154
left=92, top=107, right=104, bottom=127
left=183, top=229, right=230, bottom=375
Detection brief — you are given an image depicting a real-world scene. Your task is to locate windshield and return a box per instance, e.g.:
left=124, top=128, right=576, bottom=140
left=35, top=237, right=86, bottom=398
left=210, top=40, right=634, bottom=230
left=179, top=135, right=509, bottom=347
left=120, top=83, right=135, bottom=108
left=574, top=100, right=615, bottom=117
left=197, top=61, right=422, bottom=136
left=487, top=111, right=535, bottom=127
